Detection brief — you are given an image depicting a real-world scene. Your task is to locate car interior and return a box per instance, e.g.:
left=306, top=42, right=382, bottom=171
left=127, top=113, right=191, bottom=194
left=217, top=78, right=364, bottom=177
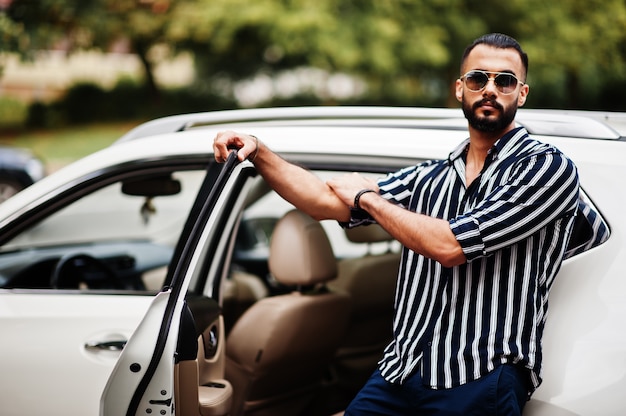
left=225, top=209, right=351, bottom=415
left=164, top=163, right=403, bottom=416
left=0, top=168, right=206, bottom=290
left=176, top=207, right=400, bottom=416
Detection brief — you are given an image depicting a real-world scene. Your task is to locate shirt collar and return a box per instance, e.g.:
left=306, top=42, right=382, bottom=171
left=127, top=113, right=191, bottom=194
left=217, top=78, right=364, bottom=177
left=448, top=126, right=526, bottom=165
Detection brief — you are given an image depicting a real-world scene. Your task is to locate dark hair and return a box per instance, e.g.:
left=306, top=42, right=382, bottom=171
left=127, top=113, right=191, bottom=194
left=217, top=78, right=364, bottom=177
left=461, top=33, right=529, bottom=80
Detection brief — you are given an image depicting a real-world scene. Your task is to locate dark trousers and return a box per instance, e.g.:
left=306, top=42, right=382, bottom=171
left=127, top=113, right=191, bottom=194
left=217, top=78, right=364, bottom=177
left=345, top=364, right=528, bottom=415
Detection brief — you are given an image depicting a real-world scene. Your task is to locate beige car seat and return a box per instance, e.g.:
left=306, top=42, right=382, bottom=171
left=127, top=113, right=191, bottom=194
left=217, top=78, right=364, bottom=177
left=222, top=269, right=269, bottom=334
left=326, top=224, right=400, bottom=407
left=224, top=210, right=351, bottom=416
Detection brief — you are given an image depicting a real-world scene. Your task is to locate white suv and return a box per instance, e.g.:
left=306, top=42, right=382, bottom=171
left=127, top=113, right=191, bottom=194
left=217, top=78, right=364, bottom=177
left=0, top=107, right=623, bottom=416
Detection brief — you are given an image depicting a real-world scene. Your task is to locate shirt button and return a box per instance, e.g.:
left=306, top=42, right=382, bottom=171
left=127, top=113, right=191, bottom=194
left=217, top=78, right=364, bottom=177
left=427, top=341, right=432, bottom=347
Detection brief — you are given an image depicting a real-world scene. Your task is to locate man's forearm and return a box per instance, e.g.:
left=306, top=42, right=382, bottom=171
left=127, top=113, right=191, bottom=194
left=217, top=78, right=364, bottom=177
left=252, top=141, right=351, bottom=222
left=213, top=130, right=350, bottom=221
left=355, top=191, right=466, bottom=267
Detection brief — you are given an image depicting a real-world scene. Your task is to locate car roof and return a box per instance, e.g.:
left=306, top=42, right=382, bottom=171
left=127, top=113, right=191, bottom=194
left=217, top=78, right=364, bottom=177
left=115, top=106, right=626, bottom=144
left=2, top=106, right=624, bottom=225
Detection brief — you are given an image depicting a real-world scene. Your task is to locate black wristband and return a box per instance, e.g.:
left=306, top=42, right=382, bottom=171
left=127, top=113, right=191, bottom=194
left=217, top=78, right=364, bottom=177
left=354, top=189, right=377, bottom=210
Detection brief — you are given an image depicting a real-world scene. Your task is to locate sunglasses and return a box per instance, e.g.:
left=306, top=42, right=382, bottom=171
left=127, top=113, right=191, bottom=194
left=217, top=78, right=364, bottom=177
left=460, top=70, right=524, bottom=95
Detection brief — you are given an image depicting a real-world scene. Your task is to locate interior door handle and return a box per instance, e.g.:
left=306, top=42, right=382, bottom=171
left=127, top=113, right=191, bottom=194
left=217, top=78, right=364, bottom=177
left=84, top=340, right=127, bottom=351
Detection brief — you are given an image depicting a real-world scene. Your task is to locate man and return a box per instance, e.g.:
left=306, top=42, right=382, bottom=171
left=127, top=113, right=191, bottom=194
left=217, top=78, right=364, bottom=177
left=214, top=33, right=579, bottom=415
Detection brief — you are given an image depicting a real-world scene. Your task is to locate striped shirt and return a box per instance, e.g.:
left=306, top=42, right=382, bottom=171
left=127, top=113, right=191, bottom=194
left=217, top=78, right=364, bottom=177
left=347, top=127, right=580, bottom=393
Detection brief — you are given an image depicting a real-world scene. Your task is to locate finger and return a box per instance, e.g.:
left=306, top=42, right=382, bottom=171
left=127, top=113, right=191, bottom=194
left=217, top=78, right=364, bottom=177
left=213, top=131, right=230, bottom=162
left=214, top=131, right=245, bottom=162
left=232, top=134, right=257, bottom=162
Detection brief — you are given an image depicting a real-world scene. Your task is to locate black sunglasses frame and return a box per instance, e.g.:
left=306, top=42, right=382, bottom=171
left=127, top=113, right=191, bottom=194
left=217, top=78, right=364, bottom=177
left=460, top=70, right=524, bottom=95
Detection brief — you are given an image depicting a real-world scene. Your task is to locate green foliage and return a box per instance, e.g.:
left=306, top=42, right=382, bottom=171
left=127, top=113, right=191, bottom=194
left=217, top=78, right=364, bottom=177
left=23, top=81, right=238, bottom=129
left=3, top=0, right=626, bottom=110
left=0, top=97, right=28, bottom=129
left=503, top=0, right=626, bottom=108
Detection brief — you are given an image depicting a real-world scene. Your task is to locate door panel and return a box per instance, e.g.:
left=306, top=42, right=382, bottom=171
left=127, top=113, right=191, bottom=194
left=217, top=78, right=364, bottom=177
left=176, top=297, right=232, bottom=416
left=0, top=293, right=153, bottom=416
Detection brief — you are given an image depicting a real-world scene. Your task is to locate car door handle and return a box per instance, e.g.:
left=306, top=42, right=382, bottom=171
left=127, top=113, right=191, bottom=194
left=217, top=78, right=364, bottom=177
left=84, top=340, right=127, bottom=351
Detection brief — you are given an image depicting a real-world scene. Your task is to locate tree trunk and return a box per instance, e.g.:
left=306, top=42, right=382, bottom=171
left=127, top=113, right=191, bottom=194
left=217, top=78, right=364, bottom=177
left=134, top=39, right=160, bottom=102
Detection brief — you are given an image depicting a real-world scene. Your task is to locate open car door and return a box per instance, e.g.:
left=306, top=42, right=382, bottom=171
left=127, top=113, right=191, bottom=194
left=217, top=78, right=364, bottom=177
left=101, top=152, right=251, bottom=416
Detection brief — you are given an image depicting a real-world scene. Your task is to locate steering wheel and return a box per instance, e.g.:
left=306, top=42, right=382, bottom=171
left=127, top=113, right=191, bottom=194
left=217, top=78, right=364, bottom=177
left=50, top=253, right=124, bottom=289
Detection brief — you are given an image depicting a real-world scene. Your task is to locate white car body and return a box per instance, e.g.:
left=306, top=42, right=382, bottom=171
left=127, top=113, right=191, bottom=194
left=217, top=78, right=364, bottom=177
left=0, top=107, right=623, bottom=415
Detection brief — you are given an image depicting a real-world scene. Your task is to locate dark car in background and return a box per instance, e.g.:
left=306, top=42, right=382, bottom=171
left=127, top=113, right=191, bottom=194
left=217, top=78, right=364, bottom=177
left=0, top=146, right=45, bottom=202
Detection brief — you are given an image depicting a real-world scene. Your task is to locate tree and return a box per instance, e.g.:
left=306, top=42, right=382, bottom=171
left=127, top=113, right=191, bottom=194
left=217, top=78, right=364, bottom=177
left=3, top=0, right=626, bottom=110
left=170, top=0, right=481, bottom=106
left=3, top=0, right=178, bottom=98
left=470, top=0, right=626, bottom=109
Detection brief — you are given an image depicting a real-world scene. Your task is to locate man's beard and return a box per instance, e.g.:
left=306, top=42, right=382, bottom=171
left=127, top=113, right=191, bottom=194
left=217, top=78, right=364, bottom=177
left=462, top=97, right=517, bottom=132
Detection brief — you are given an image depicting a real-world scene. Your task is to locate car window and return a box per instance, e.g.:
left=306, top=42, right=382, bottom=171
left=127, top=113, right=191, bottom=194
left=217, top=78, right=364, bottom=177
left=564, top=191, right=610, bottom=259
left=0, top=169, right=205, bottom=291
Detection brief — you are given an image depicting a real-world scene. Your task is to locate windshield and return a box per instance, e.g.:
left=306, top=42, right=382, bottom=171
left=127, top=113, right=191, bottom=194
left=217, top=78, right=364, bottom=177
left=2, top=170, right=205, bottom=251
left=0, top=169, right=205, bottom=291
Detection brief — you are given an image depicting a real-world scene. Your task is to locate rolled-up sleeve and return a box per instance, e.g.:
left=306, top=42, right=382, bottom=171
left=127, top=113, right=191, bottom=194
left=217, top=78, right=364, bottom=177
left=450, top=216, right=486, bottom=261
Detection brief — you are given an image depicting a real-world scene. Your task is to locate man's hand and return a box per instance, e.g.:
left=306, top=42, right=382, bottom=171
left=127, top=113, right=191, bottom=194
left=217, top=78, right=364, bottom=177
left=213, top=130, right=259, bottom=163
left=327, top=173, right=380, bottom=208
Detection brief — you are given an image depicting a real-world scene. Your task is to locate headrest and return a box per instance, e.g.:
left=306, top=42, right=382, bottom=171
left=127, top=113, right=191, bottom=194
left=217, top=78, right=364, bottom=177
left=344, top=224, right=393, bottom=243
left=268, top=210, right=337, bottom=286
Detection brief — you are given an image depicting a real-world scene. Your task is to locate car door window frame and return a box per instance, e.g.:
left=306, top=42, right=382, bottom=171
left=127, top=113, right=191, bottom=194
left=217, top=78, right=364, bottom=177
left=115, top=153, right=256, bottom=415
